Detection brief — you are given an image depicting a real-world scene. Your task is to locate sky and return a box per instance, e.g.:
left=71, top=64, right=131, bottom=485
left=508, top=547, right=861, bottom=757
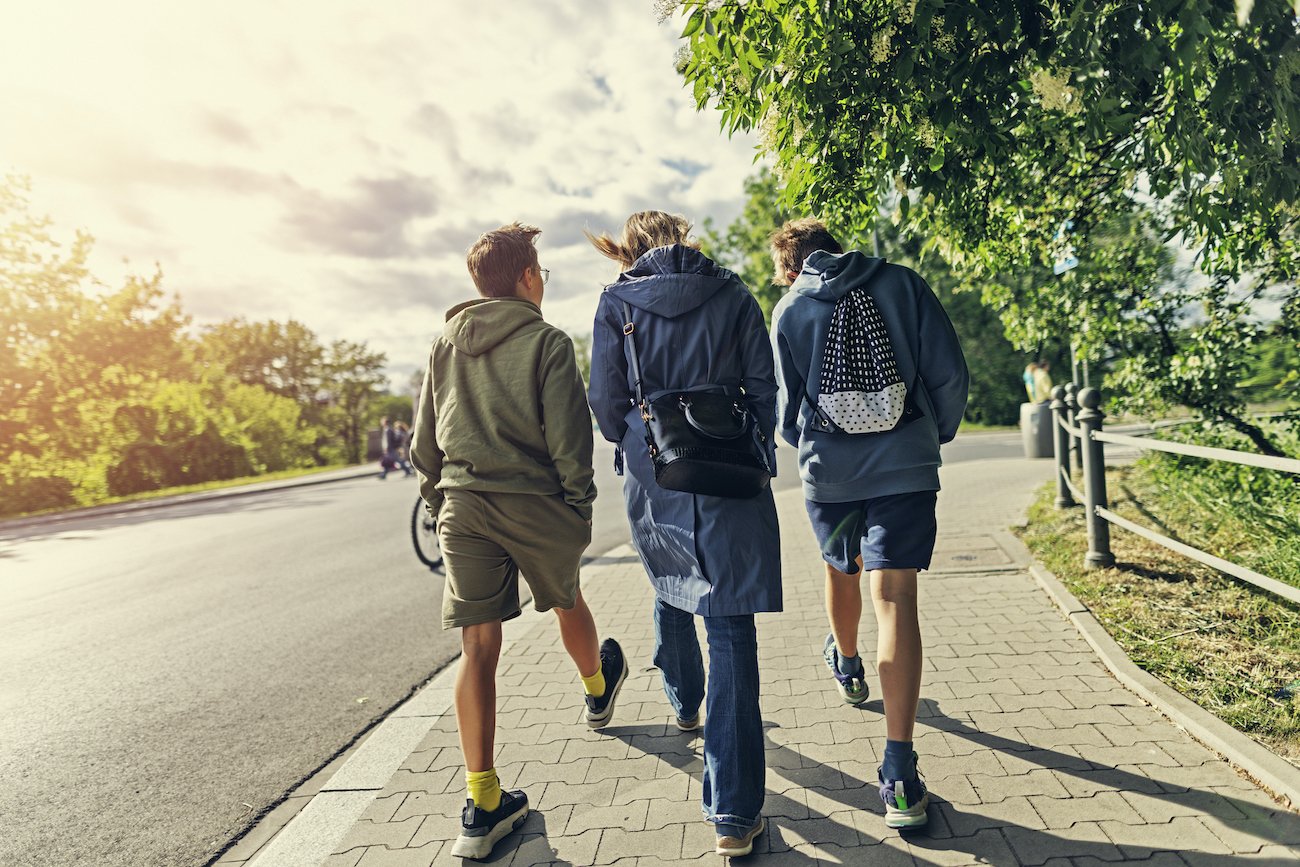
left=0, top=2, right=761, bottom=392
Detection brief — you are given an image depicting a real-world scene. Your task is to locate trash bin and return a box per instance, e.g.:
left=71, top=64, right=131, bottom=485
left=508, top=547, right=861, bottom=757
left=1020, top=402, right=1054, bottom=459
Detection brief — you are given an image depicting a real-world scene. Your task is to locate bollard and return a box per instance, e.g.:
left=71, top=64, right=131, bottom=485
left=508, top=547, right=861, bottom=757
left=1051, top=386, right=1075, bottom=508
left=1064, top=382, right=1083, bottom=475
left=1077, top=387, right=1116, bottom=569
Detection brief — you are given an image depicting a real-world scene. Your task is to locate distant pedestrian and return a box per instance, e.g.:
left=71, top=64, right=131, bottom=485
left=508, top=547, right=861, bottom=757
left=409, top=222, right=627, bottom=860
left=377, top=416, right=399, bottom=479
left=393, top=420, right=414, bottom=476
left=587, top=211, right=780, bottom=859
left=1032, top=359, right=1054, bottom=403
left=769, top=218, right=968, bottom=831
left=1022, top=361, right=1039, bottom=402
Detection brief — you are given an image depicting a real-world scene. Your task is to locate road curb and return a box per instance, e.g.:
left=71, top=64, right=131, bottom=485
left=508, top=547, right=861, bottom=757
left=0, top=466, right=382, bottom=533
left=992, top=529, right=1300, bottom=811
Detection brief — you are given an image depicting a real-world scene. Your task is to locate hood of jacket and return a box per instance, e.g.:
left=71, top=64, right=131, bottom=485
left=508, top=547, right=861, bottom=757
left=604, top=244, right=735, bottom=319
left=443, top=297, right=542, bottom=357
left=791, top=250, right=888, bottom=301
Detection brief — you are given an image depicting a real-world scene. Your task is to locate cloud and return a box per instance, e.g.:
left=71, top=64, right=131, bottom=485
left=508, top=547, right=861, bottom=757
left=280, top=173, right=440, bottom=258
left=0, top=0, right=760, bottom=390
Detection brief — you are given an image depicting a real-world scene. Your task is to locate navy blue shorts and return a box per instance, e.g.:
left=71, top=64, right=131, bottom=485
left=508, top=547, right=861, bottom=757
left=805, top=491, right=938, bottom=574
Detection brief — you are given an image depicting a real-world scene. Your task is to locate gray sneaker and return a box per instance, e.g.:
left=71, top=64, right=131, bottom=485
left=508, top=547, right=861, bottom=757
left=823, top=633, right=870, bottom=706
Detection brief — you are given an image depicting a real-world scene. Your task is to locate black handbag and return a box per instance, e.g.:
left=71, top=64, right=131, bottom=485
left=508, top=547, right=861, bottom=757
left=620, top=300, right=772, bottom=499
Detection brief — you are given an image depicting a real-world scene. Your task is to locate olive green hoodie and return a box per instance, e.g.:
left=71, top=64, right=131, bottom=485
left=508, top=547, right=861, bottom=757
left=410, top=296, right=596, bottom=521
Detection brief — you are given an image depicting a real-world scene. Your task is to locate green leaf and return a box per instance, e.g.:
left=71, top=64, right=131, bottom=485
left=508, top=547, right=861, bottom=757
left=682, top=12, right=704, bottom=39
left=928, top=149, right=946, bottom=171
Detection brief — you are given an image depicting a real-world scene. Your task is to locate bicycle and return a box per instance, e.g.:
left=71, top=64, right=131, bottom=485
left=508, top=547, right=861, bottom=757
left=411, top=498, right=443, bottom=571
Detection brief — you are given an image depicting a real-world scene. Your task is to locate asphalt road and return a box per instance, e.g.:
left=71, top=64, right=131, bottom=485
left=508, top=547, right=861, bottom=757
left=0, top=431, right=1027, bottom=867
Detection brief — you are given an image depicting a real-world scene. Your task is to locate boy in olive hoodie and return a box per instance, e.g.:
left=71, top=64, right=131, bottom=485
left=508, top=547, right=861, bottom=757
left=410, top=223, right=628, bottom=860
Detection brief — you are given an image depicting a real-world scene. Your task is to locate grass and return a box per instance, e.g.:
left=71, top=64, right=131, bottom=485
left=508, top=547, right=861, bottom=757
left=1018, top=464, right=1300, bottom=766
left=6, top=463, right=359, bottom=521
left=958, top=421, right=1019, bottom=433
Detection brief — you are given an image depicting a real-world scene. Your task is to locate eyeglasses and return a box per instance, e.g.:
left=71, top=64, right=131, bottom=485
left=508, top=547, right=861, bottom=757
left=538, top=267, right=550, bottom=285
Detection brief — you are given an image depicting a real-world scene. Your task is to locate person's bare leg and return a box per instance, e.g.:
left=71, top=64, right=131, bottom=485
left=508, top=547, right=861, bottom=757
left=870, top=568, right=922, bottom=742
left=553, top=590, right=600, bottom=678
left=825, top=556, right=864, bottom=658
left=456, top=621, right=503, bottom=772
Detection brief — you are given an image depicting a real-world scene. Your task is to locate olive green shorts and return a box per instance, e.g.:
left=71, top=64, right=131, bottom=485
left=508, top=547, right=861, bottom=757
left=437, top=489, right=591, bottom=629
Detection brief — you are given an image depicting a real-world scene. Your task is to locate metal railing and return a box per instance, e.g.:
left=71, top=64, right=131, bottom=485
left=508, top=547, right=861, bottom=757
left=1050, top=385, right=1300, bottom=607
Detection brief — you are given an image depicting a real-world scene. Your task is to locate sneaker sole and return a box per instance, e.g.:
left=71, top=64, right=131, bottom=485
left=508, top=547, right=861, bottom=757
left=449, top=803, right=529, bottom=860
left=675, top=716, right=701, bottom=732
left=884, top=792, right=930, bottom=829
left=837, top=684, right=870, bottom=706
left=586, top=660, right=628, bottom=729
left=715, top=816, right=766, bottom=857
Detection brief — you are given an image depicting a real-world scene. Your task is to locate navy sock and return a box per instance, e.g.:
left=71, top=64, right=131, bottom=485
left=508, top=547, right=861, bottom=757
left=882, top=739, right=915, bottom=781
left=836, top=652, right=863, bottom=678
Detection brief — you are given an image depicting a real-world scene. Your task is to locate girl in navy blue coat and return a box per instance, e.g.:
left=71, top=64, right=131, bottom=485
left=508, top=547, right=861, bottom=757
left=587, top=211, right=781, bottom=858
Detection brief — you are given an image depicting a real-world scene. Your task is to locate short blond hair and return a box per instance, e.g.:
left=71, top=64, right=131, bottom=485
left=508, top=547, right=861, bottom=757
left=586, top=210, right=698, bottom=270
left=466, top=222, right=541, bottom=298
left=769, top=218, right=843, bottom=285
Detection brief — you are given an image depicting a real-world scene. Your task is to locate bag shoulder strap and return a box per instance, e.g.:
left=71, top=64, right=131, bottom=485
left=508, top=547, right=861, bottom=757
left=619, top=299, right=646, bottom=406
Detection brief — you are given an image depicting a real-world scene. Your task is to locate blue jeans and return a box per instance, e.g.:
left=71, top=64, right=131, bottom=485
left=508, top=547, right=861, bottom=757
left=652, top=598, right=764, bottom=829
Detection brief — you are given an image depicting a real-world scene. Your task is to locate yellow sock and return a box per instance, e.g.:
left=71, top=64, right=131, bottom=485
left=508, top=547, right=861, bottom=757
left=581, top=667, right=606, bottom=698
left=466, top=767, right=502, bottom=812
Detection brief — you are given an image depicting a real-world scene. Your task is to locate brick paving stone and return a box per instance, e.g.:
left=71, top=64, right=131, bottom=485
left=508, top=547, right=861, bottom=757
left=505, top=829, right=601, bottom=866
left=536, top=778, right=619, bottom=810
left=1203, top=811, right=1300, bottom=849
left=901, top=827, right=1020, bottom=865
left=564, top=799, right=651, bottom=835
left=1002, top=820, right=1125, bottom=865
left=937, top=796, right=1048, bottom=837
left=322, top=851, right=365, bottom=867
left=968, top=768, right=1071, bottom=802
left=1048, top=764, right=1163, bottom=799
left=332, top=816, right=421, bottom=852
left=593, top=825, right=685, bottom=865
left=1032, top=791, right=1140, bottom=829
left=1104, top=815, right=1235, bottom=859
left=1143, top=759, right=1257, bottom=793
left=1184, top=847, right=1300, bottom=866
left=353, top=842, right=443, bottom=867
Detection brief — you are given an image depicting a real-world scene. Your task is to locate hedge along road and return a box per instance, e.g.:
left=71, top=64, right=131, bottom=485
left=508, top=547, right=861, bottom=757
left=0, top=431, right=1021, bottom=867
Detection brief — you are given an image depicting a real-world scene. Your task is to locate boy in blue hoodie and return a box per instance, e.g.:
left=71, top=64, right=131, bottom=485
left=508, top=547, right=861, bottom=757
left=769, top=219, right=968, bottom=830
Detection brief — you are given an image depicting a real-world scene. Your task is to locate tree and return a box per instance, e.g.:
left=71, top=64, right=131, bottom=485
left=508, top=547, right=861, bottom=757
left=320, top=340, right=388, bottom=464
left=0, top=176, right=394, bottom=514
left=675, top=1, right=1299, bottom=451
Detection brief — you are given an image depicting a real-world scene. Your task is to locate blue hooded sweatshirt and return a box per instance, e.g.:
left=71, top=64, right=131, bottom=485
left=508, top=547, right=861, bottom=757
left=770, top=250, right=969, bottom=503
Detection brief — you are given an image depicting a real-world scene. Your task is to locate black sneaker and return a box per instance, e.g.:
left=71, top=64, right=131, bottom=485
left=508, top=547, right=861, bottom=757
left=584, top=637, right=628, bottom=729
left=449, top=789, right=529, bottom=860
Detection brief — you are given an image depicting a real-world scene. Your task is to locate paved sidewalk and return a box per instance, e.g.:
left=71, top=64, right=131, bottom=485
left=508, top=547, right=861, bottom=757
left=242, top=459, right=1300, bottom=866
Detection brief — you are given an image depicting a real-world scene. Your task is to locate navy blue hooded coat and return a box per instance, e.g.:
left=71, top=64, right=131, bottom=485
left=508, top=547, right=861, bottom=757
left=588, top=245, right=783, bottom=617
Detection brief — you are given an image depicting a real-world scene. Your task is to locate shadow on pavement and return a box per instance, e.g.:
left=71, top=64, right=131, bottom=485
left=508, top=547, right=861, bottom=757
left=599, top=705, right=1297, bottom=865
left=472, top=809, right=573, bottom=866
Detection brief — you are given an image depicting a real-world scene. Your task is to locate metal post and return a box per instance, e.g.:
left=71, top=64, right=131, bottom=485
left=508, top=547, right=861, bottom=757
left=1064, top=382, right=1083, bottom=474
left=1077, top=386, right=1115, bottom=569
left=1051, top=386, right=1075, bottom=508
